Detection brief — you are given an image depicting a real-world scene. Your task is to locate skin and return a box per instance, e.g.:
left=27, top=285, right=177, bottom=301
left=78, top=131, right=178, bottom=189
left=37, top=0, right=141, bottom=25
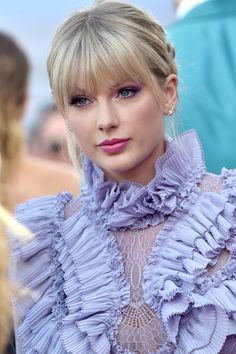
left=5, top=93, right=80, bottom=212
left=30, top=110, right=71, bottom=164
left=6, top=153, right=80, bottom=211
left=66, top=74, right=177, bottom=185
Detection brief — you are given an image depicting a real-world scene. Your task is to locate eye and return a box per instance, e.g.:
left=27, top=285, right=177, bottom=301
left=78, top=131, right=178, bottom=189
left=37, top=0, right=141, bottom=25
left=118, top=85, right=141, bottom=99
left=70, top=95, right=91, bottom=107
left=49, top=141, right=62, bottom=154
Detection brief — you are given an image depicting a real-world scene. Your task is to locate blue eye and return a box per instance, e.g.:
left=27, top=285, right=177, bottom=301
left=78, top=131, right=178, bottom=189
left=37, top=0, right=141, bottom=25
left=120, top=89, right=132, bottom=97
left=119, top=86, right=141, bottom=99
left=70, top=96, right=90, bottom=107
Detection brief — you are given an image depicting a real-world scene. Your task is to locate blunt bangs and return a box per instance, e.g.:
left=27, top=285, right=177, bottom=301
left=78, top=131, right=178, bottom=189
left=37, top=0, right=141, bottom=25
left=50, top=22, right=161, bottom=115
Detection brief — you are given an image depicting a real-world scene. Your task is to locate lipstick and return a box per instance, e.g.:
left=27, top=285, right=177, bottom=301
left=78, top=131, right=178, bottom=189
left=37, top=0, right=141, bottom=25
left=98, top=138, right=130, bottom=154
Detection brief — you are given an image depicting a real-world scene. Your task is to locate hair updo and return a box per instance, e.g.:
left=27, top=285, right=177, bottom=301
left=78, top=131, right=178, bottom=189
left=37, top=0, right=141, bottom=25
left=47, top=0, right=178, bottom=170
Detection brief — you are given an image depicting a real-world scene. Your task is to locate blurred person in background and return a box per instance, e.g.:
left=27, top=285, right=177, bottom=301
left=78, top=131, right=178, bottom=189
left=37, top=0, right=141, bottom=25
left=0, top=31, right=80, bottom=353
left=28, top=102, right=71, bottom=164
left=168, top=0, right=236, bottom=173
left=0, top=32, right=80, bottom=212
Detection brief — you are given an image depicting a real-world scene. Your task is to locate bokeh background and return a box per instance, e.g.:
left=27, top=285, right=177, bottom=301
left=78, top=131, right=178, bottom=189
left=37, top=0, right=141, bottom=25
left=0, top=0, right=175, bottom=132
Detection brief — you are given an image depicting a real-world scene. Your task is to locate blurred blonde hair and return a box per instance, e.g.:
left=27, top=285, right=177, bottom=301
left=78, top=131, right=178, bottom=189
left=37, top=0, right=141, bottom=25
left=0, top=32, right=29, bottom=352
left=47, top=0, right=177, bottom=170
left=0, top=32, right=29, bottom=208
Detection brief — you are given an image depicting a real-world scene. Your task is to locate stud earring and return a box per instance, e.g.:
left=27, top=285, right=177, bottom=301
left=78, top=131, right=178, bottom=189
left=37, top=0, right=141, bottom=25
left=167, top=106, right=175, bottom=116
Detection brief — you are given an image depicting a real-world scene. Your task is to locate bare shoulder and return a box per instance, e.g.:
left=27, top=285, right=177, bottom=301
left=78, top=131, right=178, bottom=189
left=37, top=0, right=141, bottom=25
left=29, top=156, right=80, bottom=195
left=19, top=155, right=80, bottom=198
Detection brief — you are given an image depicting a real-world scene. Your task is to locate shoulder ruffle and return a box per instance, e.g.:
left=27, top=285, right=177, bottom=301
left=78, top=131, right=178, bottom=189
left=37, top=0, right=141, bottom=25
left=58, top=207, right=130, bottom=354
left=11, top=192, right=131, bottom=354
left=143, top=170, right=236, bottom=353
left=11, top=192, right=72, bottom=353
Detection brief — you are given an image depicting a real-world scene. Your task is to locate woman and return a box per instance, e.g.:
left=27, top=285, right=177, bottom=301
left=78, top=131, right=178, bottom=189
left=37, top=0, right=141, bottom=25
left=11, top=1, right=236, bottom=353
left=0, top=31, right=79, bottom=354
left=0, top=32, right=79, bottom=212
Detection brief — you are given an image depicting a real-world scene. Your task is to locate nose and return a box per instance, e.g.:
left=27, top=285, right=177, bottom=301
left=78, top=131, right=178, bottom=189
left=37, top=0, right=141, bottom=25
left=96, top=100, right=119, bottom=131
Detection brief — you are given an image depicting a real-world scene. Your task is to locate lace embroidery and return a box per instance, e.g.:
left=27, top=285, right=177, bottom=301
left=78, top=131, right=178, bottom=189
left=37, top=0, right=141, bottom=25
left=199, top=173, right=223, bottom=193
left=114, top=224, right=167, bottom=353
left=64, top=196, right=80, bottom=220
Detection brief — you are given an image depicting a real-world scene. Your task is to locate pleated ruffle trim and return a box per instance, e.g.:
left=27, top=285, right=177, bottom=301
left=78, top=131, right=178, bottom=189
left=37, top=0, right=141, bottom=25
left=143, top=172, right=236, bottom=353
left=81, top=130, right=206, bottom=229
left=11, top=131, right=236, bottom=353
left=12, top=193, right=131, bottom=353
left=12, top=171, right=236, bottom=353
left=12, top=195, right=69, bottom=353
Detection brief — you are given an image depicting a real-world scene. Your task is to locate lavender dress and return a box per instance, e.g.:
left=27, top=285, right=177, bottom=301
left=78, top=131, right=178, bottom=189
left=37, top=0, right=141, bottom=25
left=11, top=131, right=236, bottom=353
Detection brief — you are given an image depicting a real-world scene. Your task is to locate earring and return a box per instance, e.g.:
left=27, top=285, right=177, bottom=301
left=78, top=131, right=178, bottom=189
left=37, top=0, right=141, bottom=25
left=167, top=106, right=175, bottom=116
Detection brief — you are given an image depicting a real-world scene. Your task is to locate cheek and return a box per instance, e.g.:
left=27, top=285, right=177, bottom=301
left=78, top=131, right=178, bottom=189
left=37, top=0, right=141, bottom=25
left=67, top=114, right=92, bottom=143
left=133, top=99, right=163, bottom=131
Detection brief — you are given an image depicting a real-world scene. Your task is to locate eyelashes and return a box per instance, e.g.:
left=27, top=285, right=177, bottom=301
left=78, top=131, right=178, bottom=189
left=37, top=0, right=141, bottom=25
left=118, top=85, right=141, bottom=99
left=70, top=96, right=90, bottom=106
left=69, top=84, right=142, bottom=107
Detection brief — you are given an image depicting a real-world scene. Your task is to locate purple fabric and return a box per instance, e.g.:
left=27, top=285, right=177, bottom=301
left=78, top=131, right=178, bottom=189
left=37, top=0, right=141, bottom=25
left=10, top=130, right=236, bottom=353
left=80, top=130, right=205, bottom=230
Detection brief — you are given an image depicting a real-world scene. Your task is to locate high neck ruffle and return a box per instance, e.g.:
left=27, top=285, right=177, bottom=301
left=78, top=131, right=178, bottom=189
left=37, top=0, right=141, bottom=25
left=81, top=130, right=206, bottom=229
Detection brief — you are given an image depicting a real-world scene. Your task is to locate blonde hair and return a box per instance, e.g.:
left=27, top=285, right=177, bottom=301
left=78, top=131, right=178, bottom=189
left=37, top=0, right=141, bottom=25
left=0, top=32, right=29, bottom=208
left=0, top=32, right=29, bottom=352
left=47, top=0, right=177, bottom=169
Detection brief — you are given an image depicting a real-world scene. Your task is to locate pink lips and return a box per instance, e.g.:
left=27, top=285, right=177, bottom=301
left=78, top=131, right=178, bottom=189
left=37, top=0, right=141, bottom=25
left=98, top=138, right=130, bottom=154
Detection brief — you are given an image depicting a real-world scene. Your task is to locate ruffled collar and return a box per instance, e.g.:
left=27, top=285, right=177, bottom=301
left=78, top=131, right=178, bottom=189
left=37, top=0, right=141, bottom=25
left=81, top=130, right=206, bottom=229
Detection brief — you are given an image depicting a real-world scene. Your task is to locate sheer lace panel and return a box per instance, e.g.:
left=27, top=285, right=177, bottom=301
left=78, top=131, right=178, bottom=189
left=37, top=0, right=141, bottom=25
left=64, top=196, right=80, bottom=220
left=114, top=224, right=167, bottom=353
left=198, top=173, right=223, bottom=193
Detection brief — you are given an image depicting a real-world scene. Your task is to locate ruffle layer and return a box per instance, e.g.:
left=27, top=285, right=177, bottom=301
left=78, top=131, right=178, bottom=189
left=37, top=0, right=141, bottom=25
left=11, top=194, right=72, bottom=353
left=58, top=204, right=130, bottom=353
left=11, top=130, right=236, bottom=354
left=12, top=192, right=130, bottom=354
left=81, top=130, right=206, bottom=229
left=143, top=172, right=236, bottom=353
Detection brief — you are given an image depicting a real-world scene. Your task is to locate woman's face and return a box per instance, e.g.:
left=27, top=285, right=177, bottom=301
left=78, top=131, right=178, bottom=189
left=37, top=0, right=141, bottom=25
left=66, top=74, right=177, bottom=185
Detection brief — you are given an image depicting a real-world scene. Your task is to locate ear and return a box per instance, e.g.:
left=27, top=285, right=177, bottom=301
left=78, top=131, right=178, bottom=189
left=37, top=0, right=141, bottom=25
left=163, top=74, right=178, bottom=116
